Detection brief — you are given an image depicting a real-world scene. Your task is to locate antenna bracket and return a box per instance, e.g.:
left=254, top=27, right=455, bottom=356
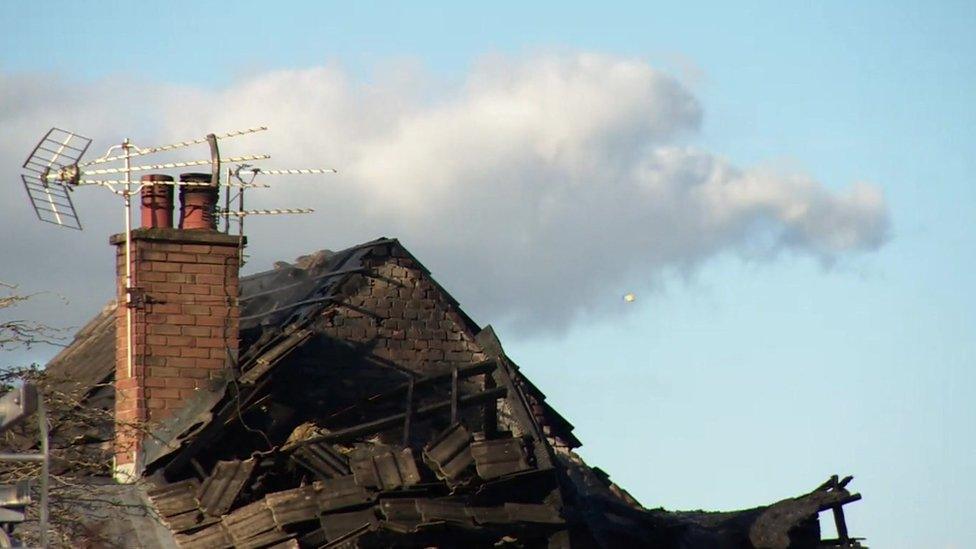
left=126, top=287, right=147, bottom=309
left=39, top=164, right=80, bottom=186
left=58, top=164, right=80, bottom=186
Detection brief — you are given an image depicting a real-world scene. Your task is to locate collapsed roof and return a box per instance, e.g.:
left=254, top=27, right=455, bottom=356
left=35, top=238, right=863, bottom=548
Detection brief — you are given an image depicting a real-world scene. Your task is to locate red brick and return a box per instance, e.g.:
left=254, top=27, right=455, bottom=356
left=209, top=245, right=241, bottom=256
left=197, top=316, right=226, bottom=327
left=149, top=366, right=179, bottom=377
left=181, top=244, right=212, bottom=254
left=194, top=358, right=225, bottom=369
left=182, top=325, right=211, bottom=337
left=153, top=346, right=182, bottom=357
left=115, top=409, right=140, bottom=421
left=148, top=356, right=171, bottom=368
left=117, top=393, right=146, bottom=409
left=194, top=337, right=225, bottom=348
left=163, top=272, right=188, bottom=283
left=180, top=284, right=210, bottom=295
left=154, top=262, right=181, bottom=272
left=150, top=303, right=181, bottom=315
left=194, top=274, right=224, bottom=285
left=182, top=347, right=210, bottom=358
left=180, top=368, right=209, bottom=379
left=213, top=288, right=237, bottom=300
left=182, top=263, right=212, bottom=274
left=152, top=282, right=180, bottom=293
left=151, top=243, right=185, bottom=253
left=165, top=314, right=194, bottom=325
left=148, top=324, right=181, bottom=336
left=166, top=356, right=197, bottom=368
left=140, top=271, right=167, bottom=282
left=167, top=252, right=196, bottom=262
left=164, top=377, right=197, bottom=389
left=148, top=387, right=181, bottom=399
left=182, top=304, right=210, bottom=315
left=115, top=377, right=140, bottom=390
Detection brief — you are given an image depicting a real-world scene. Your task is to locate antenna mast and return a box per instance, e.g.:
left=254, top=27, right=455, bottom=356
left=20, top=125, right=336, bottom=446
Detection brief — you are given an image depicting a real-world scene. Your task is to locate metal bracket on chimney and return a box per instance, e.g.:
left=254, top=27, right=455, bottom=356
left=126, top=287, right=147, bottom=309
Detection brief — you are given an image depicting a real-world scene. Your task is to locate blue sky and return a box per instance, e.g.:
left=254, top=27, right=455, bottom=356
left=2, top=2, right=974, bottom=547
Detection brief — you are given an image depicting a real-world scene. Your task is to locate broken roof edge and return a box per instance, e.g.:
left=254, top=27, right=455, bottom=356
left=383, top=238, right=483, bottom=337
left=42, top=300, right=117, bottom=400
left=476, top=325, right=583, bottom=450
left=564, top=471, right=862, bottom=548
left=44, top=300, right=116, bottom=370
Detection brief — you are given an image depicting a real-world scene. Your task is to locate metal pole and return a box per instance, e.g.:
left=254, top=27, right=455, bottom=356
left=121, top=138, right=142, bottom=474
left=123, top=138, right=133, bottom=381
left=224, top=167, right=231, bottom=234
left=238, top=170, right=245, bottom=239
left=37, top=397, right=48, bottom=548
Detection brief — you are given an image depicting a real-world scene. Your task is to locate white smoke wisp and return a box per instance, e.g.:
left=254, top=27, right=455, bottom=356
left=1, top=53, right=889, bottom=336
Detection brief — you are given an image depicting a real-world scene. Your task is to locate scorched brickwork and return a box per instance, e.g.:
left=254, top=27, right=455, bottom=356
left=319, top=249, right=488, bottom=373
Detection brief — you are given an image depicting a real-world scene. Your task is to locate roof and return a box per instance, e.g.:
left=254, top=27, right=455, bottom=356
left=44, top=300, right=116, bottom=400
left=31, top=237, right=863, bottom=548
left=43, top=238, right=404, bottom=402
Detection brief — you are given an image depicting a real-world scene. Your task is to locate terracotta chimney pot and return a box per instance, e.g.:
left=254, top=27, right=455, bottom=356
left=139, top=174, right=174, bottom=229
left=178, top=172, right=219, bottom=230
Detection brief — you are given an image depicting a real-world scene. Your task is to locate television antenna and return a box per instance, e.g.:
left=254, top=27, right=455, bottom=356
left=20, top=125, right=336, bottom=391
left=21, top=126, right=336, bottom=230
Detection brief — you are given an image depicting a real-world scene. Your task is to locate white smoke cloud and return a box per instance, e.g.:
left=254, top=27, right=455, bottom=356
left=0, top=53, right=888, bottom=341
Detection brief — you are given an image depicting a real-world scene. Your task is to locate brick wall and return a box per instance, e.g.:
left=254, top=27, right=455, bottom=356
left=321, top=249, right=487, bottom=375
left=111, top=228, right=243, bottom=474
left=322, top=246, right=576, bottom=449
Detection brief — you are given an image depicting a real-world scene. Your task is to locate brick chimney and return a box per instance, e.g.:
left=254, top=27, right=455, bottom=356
left=111, top=174, right=244, bottom=479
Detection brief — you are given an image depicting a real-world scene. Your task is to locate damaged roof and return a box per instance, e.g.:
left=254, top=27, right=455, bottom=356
left=35, top=237, right=863, bottom=548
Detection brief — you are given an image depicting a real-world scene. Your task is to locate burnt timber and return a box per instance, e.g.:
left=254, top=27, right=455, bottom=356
left=34, top=237, right=864, bottom=548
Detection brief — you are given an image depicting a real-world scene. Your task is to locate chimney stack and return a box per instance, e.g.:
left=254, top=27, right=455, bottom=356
left=112, top=173, right=244, bottom=479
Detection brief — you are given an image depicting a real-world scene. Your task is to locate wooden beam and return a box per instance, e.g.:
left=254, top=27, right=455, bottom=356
left=402, top=379, right=415, bottom=446
left=450, top=367, right=459, bottom=424
left=324, top=360, right=496, bottom=423
left=292, top=386, right=509, bottom=447
left=832, top=505, right=849, bottom=541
